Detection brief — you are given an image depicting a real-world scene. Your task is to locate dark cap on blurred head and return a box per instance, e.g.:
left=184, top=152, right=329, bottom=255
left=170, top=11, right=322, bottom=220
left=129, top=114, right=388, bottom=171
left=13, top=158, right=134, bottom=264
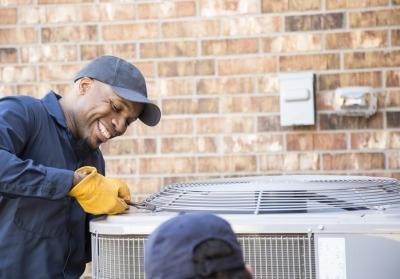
left=74, top=55, right=161, bottom=126
left=145, top=213, right=245, bottom=279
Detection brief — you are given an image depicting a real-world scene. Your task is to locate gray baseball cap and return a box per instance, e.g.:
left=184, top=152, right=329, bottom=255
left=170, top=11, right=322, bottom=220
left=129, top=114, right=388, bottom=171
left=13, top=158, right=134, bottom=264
left=145, top=213, right=245, bottom=279
left=74, top=55, right=161, bottom=126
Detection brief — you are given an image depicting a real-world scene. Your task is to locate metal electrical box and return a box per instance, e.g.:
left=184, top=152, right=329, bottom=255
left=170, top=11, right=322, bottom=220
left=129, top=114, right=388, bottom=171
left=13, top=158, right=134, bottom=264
left=279, top=72, right=315, bottom=126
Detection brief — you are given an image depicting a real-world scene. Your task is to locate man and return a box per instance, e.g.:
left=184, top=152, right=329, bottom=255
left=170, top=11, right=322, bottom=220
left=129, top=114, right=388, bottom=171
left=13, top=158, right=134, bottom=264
left=0, top=55, right=161, bottom=278
left=145, top=213, right=253, bottom=279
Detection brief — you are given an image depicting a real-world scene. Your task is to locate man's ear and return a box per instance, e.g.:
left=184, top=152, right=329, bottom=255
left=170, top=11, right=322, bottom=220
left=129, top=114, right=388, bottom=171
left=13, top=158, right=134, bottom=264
left=78, top=77, right=93, bottom=96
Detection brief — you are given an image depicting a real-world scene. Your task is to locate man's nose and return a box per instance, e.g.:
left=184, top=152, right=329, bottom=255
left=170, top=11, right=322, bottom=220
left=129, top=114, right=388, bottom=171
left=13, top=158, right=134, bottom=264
left=111, top=117, right=126, bottom=136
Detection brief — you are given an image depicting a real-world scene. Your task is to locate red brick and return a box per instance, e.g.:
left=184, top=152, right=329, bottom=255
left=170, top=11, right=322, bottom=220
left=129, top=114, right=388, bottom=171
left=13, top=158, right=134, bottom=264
left=222, top=16, right=280, bottom=36
left=196, top=116, right=254, bottom=134
left=200, top=0, right=258, bottom=16
left=378, top=90, right=400, bottom=108
left=140, top=41, right=197, bottom=59
left=0, top=8, right=16, bottom=24
left=319, top=113, right=383, bottom=130
left=350, top=9, right=400, bottom=27
left=388, top=151, right=400, bottom=169
left=161, top=137, right=217, bottom=153
left=386, top=70, right=400, bottom=87
left=224, top=134, right=283, bottom=153
left=102, top=23, right=158, bottom=41
left=387, top=111, right=400, bottom=127
left=1, top=66, right=36, bottom=83
left=80, top=44, right=136, bottom=61
left=123, top=177, right=162, bottom=195
left=202, top=38, right=258, bottom=56
left=133, top=62, right=155, bottom=79
left=17, top=84, right=69, bottom=98
left=162, top=98, right=218, bottom=115
left=39, top=64, right=81, bottom=82
left=140, top=157, right=195, bottom=174
left=326, top=30, right=387, bottom=49
left=105, top=158, right=136, bottom=175
left=287, top=133, right=347, bottom=151
left=258, top=76, right=279, bottom=94
left=197, top=77, right=255, bottom=95
left=0, top=85, right=15, bottom=96
left=0, top=48, right=17, bottom=63
left=97, top=4, right=136, bottom=21
left=319, top=72, right=382, bottom=91
left=41, top=5, right=85, bottom=23
left=285, top=13, right=344, bottom=31
left=198, top=156, right=256, bottom=173
left=264, top=34, right=321, bottom=52
left=0, top=28, right=36, bottom=44
left=158, top=79, right=194, bottom=97
left=391, top=172, right=400, bottom=179
left=158, top=60, right=214, bottom=77
left=136, top=119, right=193, bottom=136
left=101, top=138, right=156, bottom=156
left=326, top=0, right=389, bottom=9
left=40, top=4, right=135, bottom=23
left=162, top=175, right=220, bottom=186
left=260, top=153, right=320, bottom=171
left=42, top=26, right=96, bottom=43
left=392, top=30, right=400, bottom=47
left=323, top=153, right=385, bottom=170
left=18, top=7, right=40, bottom=24
left=39, top=0, right=91, bottom=3
left=218, top=56, right=277, bottom=75
left=316, top=91, right=335, bottom=110
left=280, top=54, right=339, bottom=72
left=1, top=0, right=31, bottom=4
left=350, top=131, right=400, bottom=149
left=221, top=95, right=279, bottom=113
left=21, top=45, right=77, bottom=63
left=344, top=51, right=400, bottom=69
left=257, top=115, right=282, bottom=132
left=262, top=0, right=320, bottom=13
left=138, top=1, right=195, bottom=19
left=162, top=20, right=219, bottom=38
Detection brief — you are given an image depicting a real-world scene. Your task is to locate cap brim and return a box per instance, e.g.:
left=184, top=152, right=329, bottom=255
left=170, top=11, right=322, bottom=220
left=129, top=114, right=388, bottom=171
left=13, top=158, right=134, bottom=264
left=111, top=85, right=161, bottom=127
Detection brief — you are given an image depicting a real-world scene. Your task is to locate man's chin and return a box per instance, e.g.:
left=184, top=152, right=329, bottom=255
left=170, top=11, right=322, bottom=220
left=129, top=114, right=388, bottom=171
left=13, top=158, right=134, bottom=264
left=80, top=137, right=99, bottom=151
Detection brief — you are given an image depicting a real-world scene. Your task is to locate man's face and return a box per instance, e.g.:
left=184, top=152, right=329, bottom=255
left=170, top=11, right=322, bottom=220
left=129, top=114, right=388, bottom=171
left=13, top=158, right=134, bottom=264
left=74, top=78, right=144, bottom=150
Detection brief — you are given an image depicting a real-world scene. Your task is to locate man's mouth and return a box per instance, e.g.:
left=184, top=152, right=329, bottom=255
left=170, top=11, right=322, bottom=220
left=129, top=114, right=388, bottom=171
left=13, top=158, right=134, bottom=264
left=97, top=121, right=111, bottom=140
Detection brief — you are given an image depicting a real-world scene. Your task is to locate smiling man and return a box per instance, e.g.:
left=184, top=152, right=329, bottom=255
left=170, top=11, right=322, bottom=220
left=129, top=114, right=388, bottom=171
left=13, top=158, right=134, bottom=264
left=0, top=56, right=160, bottom=279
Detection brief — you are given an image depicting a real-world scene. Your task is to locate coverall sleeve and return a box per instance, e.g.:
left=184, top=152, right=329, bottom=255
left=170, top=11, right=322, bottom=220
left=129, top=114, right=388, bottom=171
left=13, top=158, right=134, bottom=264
left=0, top=98, right=74, bottom=199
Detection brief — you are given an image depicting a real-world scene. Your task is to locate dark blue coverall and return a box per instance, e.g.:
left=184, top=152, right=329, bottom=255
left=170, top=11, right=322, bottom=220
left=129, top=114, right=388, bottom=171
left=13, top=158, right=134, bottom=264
left=0, top=92, right=104, bottom=278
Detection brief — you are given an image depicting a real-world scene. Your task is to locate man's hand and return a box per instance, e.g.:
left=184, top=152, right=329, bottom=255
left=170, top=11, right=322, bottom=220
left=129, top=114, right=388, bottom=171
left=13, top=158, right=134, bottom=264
left=69, top=166, right=131, bottom=215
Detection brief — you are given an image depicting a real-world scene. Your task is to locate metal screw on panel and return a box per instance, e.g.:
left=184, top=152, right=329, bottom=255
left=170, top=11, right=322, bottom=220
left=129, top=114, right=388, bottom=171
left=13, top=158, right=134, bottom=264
left=318, top=225, right=324, bottom=231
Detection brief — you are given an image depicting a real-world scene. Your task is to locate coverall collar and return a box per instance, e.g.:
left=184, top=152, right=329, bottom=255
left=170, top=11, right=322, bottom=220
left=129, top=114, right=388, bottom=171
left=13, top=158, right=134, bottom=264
left=42, top=91, right=68, bottom=129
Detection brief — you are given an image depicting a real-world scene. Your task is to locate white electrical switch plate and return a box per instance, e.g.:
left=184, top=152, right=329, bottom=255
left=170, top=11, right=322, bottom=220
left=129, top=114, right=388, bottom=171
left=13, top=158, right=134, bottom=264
left=279, top=72, right=315, bottom=126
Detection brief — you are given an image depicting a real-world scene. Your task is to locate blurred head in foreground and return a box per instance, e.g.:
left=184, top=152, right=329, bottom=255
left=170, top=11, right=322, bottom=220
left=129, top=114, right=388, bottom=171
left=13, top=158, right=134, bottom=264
left=145, top=213, right=253, bottom=279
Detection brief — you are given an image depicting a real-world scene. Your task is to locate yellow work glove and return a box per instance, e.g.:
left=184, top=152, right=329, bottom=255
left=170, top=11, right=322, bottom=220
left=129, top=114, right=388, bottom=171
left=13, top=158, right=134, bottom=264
left=69, top=166, right=130, bottom=215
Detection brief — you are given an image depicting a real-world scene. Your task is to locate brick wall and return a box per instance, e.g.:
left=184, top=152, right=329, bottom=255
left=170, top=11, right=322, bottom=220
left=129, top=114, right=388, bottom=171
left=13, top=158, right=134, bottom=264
left=1, top=0, right=400, bottom=202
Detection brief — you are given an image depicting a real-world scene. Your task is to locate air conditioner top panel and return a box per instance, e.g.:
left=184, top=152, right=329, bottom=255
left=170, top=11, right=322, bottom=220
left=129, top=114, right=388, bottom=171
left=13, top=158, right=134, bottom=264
left=89, top=208, right=400, bottom=235
left=143, top=175, right=400, bottom=215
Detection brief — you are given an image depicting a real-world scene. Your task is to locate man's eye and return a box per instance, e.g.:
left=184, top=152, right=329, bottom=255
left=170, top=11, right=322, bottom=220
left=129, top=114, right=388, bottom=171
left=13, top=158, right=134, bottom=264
left=111, top=102, right=120, bottom=112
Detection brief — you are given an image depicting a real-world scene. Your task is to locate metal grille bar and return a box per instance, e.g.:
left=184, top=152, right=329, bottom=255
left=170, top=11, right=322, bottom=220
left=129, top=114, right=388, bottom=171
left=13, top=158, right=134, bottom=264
left=91, top=233, right=315, bottom=279
left=144, top=176, right=400, bottom=214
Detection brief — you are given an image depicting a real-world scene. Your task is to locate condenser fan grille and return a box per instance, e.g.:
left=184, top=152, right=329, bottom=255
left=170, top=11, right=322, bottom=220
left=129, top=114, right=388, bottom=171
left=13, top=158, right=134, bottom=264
left=144, top=176, right=400, bottom=214
left=92, top=233, right=315, bottom=279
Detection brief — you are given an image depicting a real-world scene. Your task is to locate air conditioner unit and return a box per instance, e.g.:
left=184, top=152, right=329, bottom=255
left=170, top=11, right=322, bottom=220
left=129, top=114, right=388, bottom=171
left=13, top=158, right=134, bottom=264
left=90, top=175, right=400, bottom=279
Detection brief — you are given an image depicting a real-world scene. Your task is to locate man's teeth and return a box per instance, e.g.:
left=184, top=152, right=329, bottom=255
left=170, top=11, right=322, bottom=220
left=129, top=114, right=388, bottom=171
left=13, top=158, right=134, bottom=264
left=98, top=122, right=111, bottom=139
